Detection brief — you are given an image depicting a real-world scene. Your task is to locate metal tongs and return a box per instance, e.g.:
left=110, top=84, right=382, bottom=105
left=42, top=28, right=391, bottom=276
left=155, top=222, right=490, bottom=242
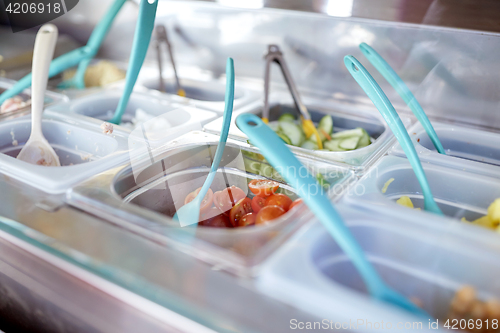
left=154, top=25, right=185, bottom=97
left=263, top=44, right=322, bottom=149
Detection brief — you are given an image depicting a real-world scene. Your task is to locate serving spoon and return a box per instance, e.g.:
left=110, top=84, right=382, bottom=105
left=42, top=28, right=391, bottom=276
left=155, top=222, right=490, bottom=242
left=174, top=58, right=235, bottom=226
left=17, top=24, right=61, bottom=167
left=359, top=43, right=445, bottom=154
left=345, top=55, right=442, bottom=215
left=236, top=113, right=431, bottom=319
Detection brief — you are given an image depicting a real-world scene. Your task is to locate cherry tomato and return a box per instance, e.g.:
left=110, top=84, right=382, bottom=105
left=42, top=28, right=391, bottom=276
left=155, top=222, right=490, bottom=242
left=248, top=179, right=279, bottom=197
left=238, top=212, right=256, bottom=227
left=213, top=186, right=246, bottom=214
left=229, top=197, right=253, bottom=227
left=255, top=205, right=285, bottom=225
left=289, top=198, right=303, bottom=211
left=251, top=196, right=266, bottom=213
left=265, top=193, right=292, bottom=212
left=199, top=207, right=232, bottom=228
left=184, top=188, right=213, bottom=214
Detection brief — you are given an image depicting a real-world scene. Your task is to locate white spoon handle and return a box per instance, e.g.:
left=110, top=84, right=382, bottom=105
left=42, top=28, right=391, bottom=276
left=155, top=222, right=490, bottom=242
left=31, top=24, right=58, bottom=138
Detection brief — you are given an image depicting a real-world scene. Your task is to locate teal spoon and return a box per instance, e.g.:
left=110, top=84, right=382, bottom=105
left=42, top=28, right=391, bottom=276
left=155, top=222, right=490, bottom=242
left=359, top=43, right=446, bottom=155
left=0, top=0, right=127, bottom=104
left=109, top=0, right=158, bottom=125
left=58, top=0, right=127, bottom=89
left=236, top=113, right=431, bottom=319
left=345, top=55, right=443, bottom=215
left=174, top=58, right=235, bottom=227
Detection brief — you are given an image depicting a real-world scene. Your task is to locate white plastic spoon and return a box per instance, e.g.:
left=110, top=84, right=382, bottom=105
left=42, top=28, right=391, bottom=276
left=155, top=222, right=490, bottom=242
left=17, top=24, right=61, bottom=167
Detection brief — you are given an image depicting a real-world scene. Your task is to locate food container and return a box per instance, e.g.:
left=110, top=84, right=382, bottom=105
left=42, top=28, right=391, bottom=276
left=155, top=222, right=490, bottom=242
left=258, top=204, right=500, bottom=332
left=0, top=77, right=68, bottom=121
left=46, top=89, right=219, bottom=143
left=0, top=112, right=132, bottom=193
left=134, top=69, right=260, bottom=113
left=67, top=131, right=355, bottom=276
left=343, top=155, right=500, bottom=224
left=204, top=92, right=412, bottom=170
left=391, top=121, right=500, bottom=179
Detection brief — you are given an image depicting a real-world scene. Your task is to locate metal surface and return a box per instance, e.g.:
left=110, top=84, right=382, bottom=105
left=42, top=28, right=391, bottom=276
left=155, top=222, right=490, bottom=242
left=263, top=44, right=309, bottom=121
left=154, top=25, right=183, bottom=94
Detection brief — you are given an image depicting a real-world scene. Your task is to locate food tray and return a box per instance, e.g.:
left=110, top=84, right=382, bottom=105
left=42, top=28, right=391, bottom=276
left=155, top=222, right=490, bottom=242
left=67, top=131, right=355, bottom=276
left=46, top=89, right=219, bottom=143
left=0, top=112, right=133, bottom=194
left=204, top=92, right=412, bottom=170
left=343, top=155, right=500, bottom=225
left=391, top=121, right=500, bottom=179
left=0, top=77, right=68, bottom=121
left=133, top=68, right=260, bottom=113
left=258, top=204, right=500, bottom=332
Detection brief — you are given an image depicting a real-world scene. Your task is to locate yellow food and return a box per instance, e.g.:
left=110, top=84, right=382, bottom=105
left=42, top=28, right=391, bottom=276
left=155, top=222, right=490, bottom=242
left=381, top=178, right=394, bottom=194
left=63, top=60, right=125, bottom=87
left=396, top=196, right=414, bottom=208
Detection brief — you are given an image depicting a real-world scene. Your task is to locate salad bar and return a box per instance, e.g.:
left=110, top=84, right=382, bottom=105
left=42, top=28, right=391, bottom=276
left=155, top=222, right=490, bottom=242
left=1, top=1, right=500, bottom=332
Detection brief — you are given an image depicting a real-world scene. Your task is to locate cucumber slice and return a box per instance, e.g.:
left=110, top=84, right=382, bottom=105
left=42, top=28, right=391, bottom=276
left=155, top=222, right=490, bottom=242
left=301, top=140, right=319, bottom=150
left=331, top=127, right=364, bottom=140
left=276, top=131, right=292, bottom=145
left=267, top=121, right=280, bottom=132
left=279, top=121, right=304, bottom=146
left=324, top=139, right=344, bottom=151
left=318, top=115, right=333, bottom=135
left=356, top=128, right=371, bottom=148
left=339, top=136, right=360, bottom=150
left=278, top=113, right=296, bottom=123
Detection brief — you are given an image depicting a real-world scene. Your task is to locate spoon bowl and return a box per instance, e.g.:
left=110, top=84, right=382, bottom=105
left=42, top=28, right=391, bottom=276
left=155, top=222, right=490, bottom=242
left=17, top=24, right=60, bottom=167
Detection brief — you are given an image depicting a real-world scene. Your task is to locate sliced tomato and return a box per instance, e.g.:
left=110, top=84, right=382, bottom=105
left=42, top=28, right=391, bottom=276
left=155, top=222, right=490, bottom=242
left=289, top=198, right=303, bottom=211
left=199, top=207, right=232, bottom=228
left=238, top=212, right=256, bottom=227
left=229, top=197, right=253, bottom=227
left=251, top=196, right=266, bottom=213
left=184, top=188, right=213, bottom=214
left=248, top=179, right=279, bottom=197
left=213, top=186, right=246, bottom=214
left=265, top=193, right=292, bottom=212
left=255, top=205, right=285, bottom=225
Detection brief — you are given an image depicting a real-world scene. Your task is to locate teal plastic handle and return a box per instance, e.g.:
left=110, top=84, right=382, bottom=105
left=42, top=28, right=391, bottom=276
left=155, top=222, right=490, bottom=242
left=236, top=113, right=386, bottom=296
left=110, top=0, right=158, bottom=124
left=359, top=43, right=445, bottom=155
left=192, top=58, right=235, bottom=208
left=58, top=0, right=127, bottom=89
left=345, top=55, right=443, bottom=215
left=236, top=113, right=430, bottom=318
left=0, top=0, right=128, bottom=102
left=0, top=47, right=89, bottom=105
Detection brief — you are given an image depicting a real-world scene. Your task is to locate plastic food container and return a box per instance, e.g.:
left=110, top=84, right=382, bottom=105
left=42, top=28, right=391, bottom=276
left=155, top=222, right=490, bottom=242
left=68, top=131, right=355, bottom=276
left=258, top=205, right=500, bottom=332
left=204, top=92, right=411, bottom=170
left=133, top=70, right=260, bottom=113
left=391, top=121, right=500, bottom=179
left=46, top=89, right=219, bottom=143
left=0, top=112, right=132, bottom=193
left=343, top=155, right=500, bottom=223
left=0, top=78, right=68, bottom=121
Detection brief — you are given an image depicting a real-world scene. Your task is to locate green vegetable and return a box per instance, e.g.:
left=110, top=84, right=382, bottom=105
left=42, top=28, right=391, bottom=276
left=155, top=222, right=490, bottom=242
left=356, top=128, right=371, bottom=149
left=318, top=115, right=333, bottom=135
left=276, top=131, right=292, bottom=145
left=278, top=113, right=296, bottom=123
left=324, top=139, right=343, bottom=151
left=339, top=136, right=360, bottom=150
left=301, top=140, right=319, bottom=150
left=279, top=121, right=305, bottom=146
left=331, top=127, right=365, bottom=140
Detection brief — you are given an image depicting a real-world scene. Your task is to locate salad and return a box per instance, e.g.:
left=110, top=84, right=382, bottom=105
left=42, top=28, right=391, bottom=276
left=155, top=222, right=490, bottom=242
left=181, top=179, right=302, bottom=228
left=268, top=113, right=372, bottom=152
